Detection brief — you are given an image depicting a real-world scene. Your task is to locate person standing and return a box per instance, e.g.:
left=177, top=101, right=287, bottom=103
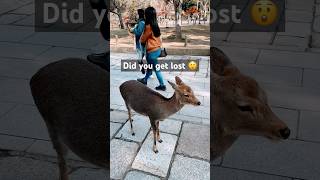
left=128, top=9, right=146, bottom=73
left=138, top=7, right=166, bottom=91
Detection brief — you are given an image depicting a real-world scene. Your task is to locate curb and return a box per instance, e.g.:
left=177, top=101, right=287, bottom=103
left=111, top=47, right=210, bottom=56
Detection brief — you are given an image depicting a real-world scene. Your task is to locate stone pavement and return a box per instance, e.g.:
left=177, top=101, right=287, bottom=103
left=213, top=0, right=320, bottom=179
left=110, top=53, right=210, bottom=179
left=0, top=0, right=109, bottom=179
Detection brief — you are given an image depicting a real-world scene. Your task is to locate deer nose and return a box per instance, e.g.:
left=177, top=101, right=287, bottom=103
left=279, top=128, right=290, bottom=139
left=197, top=101, right=201, bottom=105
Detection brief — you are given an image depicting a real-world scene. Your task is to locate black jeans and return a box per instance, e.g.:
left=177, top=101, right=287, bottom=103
left=89, top=0, right=109, bottom=41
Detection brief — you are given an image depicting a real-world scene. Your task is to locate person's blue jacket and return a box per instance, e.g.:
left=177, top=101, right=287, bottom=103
left=133, top=19, right=145, bottom=50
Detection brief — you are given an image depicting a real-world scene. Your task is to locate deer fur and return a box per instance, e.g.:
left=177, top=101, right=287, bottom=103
left=30, top=58, right=108, bottom=180
left=211, top=47, right=290, bottom=160
left=120, top=77, right=201, bottom=153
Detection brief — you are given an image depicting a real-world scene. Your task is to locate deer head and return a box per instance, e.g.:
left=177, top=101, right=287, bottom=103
left=211, top=47, right=290, bottom=158
left=168, top=76, right=201, bottom=106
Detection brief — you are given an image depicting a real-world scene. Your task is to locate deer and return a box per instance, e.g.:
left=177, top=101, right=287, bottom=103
left=30, top=58, right=108, bottom=180
left=120, top=77, right=201, bottom=153
left=211, top=47, right=291, bottom=160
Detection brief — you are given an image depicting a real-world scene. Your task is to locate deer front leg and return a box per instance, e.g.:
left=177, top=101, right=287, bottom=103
left=151, top=121, right=158, bottom=153
left=156, top=121, right=162, bottom=143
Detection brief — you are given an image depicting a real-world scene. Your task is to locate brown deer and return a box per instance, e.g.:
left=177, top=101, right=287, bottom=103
left=30, top=58, right=108, bottom=180
left=120, top=77, right=201, bottom=153
left=211, top=47, right=291, bottom=160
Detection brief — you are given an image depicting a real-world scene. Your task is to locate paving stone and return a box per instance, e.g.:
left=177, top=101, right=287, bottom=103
left=179, top=105, right=209, bottom=119
left=0, top=135, right=34, bottom=151
left=223, top=137, right=320, bottom=180
left=0, top=104, right=50, bottom=140
left=303, top=69, right=320, bottom=89
left=11, top=3, right=34, bottom=15
left=316, top=4, right=320, bottom=16
left=0, top=42, right=50, bottom=59
left=26, top=140, right=82, bottom=161
left=0, top=14, right=26, bottom=24
left=0, top=0, right=31, bottom=14
left=110, top=139, right=139, bottom=179
left=110, top=111, right=130, bottom=123
left=0, top=78, right=34, bottom=104
left=311, top=32, right=320, bottom=48
left=23, top=32, right=103, bottom=49
left=0, top=102, right=15, bottom=117
left=278, top=22, right=311, bottom=37
left=0, top=156, right=59, bottom=180
left=227, top=32, right=273, bottom=44
left=0, top=58, right=45, bottom=79
left=13, top=15, right=34, bottom=26
left=313, top=16, right=320, bottom=33
left=116, top=115, right=150, bottom=143
left=0, top=25, right=34, bottom=42
left=168, top=155, right=210, bottom=180
left=132, top=132, right=178, bottom=177
left=299, top=110, right=320, bottom=142
left=110, top=122, right=122, bottom=139
left=177, top=123, right=209, bottom=160
left=257, top=50, right=320, bottom=69
left=124, top=171, right=160, bottom=180
left=214, top=46, right=259, bottom=64
left=236, top=63, right=303, bottom=86
left=272, top=107, right=299, bottom=138
left=273, top=35, right=309, bottom=47
left=212, top=166, right=290, bottom=180
left=169, top=113, right=209, bottom=125
left=69, top=168, right=108, bottom=180
left=34, top=46, right=90, bottom=64
left=159, top=119, right=182, bottom=135
left=262, top=83, right=320, bottom=111
left=286, top=0, right=315, bottom=11
left=212, top=32, right=228, bottom=41
left=286, top=10, right=313, bottom=23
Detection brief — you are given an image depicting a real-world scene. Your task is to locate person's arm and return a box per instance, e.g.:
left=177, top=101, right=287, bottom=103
left=140, top=26, right=151, bottom=44
left=133, top=21, right=145, bottom=36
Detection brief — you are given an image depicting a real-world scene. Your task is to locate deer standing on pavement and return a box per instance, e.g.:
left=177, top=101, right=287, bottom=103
left=120, top=76, right=201, bottom=153
left=211, top=47, right=291, bottom=159
left=30, top=58, right=108, bottom=180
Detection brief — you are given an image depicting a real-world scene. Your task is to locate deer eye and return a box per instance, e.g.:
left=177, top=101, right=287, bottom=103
left=184, top=94, right=189, bottom=97
left=238, top=105, right=253, bottom=112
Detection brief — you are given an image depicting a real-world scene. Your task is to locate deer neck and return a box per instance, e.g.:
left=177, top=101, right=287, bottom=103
left=163, top=92, right=184, bottom=117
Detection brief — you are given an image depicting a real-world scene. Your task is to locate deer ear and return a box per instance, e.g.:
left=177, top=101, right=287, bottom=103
left=175, top=76, right=183, bottom=85
left=168, top=80, right=177, bottom=90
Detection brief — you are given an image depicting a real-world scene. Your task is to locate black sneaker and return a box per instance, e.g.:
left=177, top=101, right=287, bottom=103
left=137, top=78, right=147, bottom=85
left=155, top=85, right=166, bottom=91
left=87, top=52, right=109, bottom=71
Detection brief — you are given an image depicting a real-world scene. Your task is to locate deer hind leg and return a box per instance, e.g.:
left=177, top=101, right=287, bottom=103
left=156, top=121, right=162, bottom=143
left=150, top=120, right=158, bottom=153
left=125, top=103, right=135, bottom=136
left=45, top=122, right=69, bottom=180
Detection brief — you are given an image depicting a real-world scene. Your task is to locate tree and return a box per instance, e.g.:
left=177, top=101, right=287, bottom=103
left=110, top=0, right=127, bottom=29
left=164, top=0, right=182, bottom=39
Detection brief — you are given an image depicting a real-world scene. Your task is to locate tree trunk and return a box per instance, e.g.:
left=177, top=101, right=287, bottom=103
left=174, top=1, right=182, bottom=39
left=117, top=11, right=125, bottom=29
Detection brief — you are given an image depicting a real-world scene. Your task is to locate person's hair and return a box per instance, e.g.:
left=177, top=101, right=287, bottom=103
left=137, top=9, right=144, bottom=20
left=144, top=7, right=161, bottom=37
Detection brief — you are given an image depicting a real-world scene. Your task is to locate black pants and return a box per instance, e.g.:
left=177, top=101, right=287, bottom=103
left=89, top=0, right=109, bottom=41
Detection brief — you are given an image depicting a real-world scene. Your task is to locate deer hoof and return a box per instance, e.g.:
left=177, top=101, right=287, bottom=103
left=158, top=139, right=163, bottom=143
left=131, top=132, right=135, bottom=136
left=154, top=150, right=159, bottom=153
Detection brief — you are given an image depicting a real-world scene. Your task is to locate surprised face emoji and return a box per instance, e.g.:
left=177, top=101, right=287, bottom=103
left=251, top=0, right=278, bottom=26
left=188, top=61, right=198, bottom=71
